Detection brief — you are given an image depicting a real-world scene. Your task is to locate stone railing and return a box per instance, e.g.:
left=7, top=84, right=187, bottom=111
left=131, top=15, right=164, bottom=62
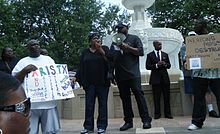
left=57, top=80, right=212, bottom=119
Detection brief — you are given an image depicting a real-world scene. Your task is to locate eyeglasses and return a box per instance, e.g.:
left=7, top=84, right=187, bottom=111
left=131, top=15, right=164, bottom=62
left=0, top=98, right=31, bottom=117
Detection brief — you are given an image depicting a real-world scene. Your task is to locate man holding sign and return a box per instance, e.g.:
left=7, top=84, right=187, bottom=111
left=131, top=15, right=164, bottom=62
left=12, top=39, right=60, bottom=134
left=187, top=19, right=220, bottom=131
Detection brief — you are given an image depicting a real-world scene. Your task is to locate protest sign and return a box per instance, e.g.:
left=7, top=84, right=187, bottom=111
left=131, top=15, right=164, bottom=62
left=24, top=64, right=75, bottom=102
left=186, top=33, right=220, bottom=69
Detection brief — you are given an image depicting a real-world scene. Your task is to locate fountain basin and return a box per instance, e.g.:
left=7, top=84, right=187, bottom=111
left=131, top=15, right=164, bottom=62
left=122, top=0, right=155, bottom=10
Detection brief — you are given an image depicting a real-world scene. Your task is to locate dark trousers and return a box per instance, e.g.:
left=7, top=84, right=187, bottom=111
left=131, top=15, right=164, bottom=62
left=84, top=85, right=109, bottom=130
left=152, top=83, right=171, bottom=117
left=192, top=78, right=220, bottom=127
left=117, top=77, right=151, bottom=123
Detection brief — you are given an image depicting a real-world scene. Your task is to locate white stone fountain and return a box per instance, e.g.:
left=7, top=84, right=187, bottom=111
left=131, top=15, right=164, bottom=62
left=103, top=0, right=184, bottom=82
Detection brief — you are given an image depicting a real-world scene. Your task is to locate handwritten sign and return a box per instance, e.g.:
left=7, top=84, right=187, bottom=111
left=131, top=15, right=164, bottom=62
left=24, top=64, right=75, bottom=102
left=186, top=33, right=220, bottom=69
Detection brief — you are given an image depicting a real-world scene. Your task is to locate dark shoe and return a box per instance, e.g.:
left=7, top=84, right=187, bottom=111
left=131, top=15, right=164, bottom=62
left=119, top=122, right=133, bottom=131
left=80, top=129, right=94, bottom=134
left=165, top=115, right=173, bottom=119
left=154, top=115, right=161, bottom=119
left=209, top=110, right=220, bottom=118
left=143, top=122, right=151, bottom=129
left=97, top=128, right=105, bottom=134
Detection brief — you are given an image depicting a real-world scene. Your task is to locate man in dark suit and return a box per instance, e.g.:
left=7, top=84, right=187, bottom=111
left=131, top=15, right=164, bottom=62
left=145, top=40, right=173, bottom=119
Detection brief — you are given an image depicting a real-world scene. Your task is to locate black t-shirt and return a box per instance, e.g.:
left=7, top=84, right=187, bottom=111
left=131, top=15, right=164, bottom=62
left=110, top=34, right=144, bottom=82
left=0, top=58, right=19, bottom=74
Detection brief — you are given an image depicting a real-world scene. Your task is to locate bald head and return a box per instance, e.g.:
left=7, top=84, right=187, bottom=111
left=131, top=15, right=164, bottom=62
left=153, top=40, right=162, bottom=51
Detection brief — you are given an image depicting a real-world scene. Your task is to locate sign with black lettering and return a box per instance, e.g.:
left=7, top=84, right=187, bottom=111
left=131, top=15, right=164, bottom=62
left=186, top=33, right=220, bottom=69
left=24, top=64, right=75, bottom=102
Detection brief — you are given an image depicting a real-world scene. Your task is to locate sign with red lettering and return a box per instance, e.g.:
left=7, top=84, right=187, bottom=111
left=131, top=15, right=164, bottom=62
left=186, top=33, right=220, bottom=69
left=24, top=64, right=75, bottom=102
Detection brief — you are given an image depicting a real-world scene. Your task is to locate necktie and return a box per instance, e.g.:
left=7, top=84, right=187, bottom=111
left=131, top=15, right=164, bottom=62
left=157, top=51, right=160, bottom=60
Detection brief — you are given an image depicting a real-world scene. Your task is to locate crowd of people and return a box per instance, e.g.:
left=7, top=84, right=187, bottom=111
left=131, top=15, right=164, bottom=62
left=0, top=18, right=219, bottom=134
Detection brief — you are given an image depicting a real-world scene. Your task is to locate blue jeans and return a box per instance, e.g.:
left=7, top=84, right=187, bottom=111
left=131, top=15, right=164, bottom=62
left=83, top=85, right=109, bottom=130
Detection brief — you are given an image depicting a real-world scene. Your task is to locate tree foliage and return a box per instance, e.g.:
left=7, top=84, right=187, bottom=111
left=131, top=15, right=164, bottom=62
left=148, top=0, right=220, bottom=36
left=0, top=0, right=130, bottom=69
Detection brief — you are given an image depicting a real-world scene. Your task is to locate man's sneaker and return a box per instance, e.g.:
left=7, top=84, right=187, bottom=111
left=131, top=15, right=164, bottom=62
left=187, top=124, right=200, bottom=130
left=80, top=129, right=94, bottom=134
left=209, top=110, right=220, bottom=118
left=97, top=128, right=105, bottom=134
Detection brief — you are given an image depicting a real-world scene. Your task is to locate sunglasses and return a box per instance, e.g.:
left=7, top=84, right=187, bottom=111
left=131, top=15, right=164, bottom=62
left=92, top=37, right=99, bottom=40
left=0, top=98, right=31, bottom=117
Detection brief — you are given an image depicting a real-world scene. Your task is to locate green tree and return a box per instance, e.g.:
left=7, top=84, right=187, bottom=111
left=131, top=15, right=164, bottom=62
left=148, top=0, right=220, bottom=35
left=0, top=0, right=25, bottom=56
left=0, top=0, right=130, bottom=69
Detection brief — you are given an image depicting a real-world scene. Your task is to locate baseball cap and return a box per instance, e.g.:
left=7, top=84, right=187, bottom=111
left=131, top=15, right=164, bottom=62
left=88, top=32, right=99, bottom=42
left=188, top=31, right=196, bottom=36
left=27, top=39, right=40, bottom=46
left=115, top=22, right=129, bottom=29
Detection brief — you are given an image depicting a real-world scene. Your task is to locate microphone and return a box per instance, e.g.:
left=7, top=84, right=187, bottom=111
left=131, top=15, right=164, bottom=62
left=112, top=33, right=126, bottom=46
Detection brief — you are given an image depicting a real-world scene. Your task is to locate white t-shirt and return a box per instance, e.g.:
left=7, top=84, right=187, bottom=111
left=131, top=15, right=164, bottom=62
left=12, top=55, right=57, bottom=109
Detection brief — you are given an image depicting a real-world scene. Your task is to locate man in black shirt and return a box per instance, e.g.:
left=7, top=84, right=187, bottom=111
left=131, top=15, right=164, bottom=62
left=110, top=22, right=152, bottom=131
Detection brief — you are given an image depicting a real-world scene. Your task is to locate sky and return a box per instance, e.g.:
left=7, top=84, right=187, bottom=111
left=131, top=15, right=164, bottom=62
left=101, top=0, right=132, bottom=12
left=102, top=0, right=123, bottom=7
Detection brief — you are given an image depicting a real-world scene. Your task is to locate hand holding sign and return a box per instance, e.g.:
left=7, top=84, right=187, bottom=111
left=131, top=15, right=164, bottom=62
left=186, top=33, right=220, bottom=69
left=23, top=64, right=38, bottom=73
left=24, top=64, right=75, bottom=102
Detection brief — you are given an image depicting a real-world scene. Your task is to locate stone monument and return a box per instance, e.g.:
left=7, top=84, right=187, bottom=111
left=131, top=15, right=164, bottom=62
left=103, top=0, right=183, bottom=82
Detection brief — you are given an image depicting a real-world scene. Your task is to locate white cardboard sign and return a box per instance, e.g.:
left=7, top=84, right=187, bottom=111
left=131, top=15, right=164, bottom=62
left=24, top=64, right=75, bottom=102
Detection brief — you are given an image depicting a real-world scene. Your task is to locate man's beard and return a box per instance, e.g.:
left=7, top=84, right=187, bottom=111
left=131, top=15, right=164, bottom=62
left=29, top=53, right=40, bottom=58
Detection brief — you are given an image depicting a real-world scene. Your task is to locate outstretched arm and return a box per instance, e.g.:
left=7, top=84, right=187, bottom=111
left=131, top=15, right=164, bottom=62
left=15, top=64, right=37, bottom=82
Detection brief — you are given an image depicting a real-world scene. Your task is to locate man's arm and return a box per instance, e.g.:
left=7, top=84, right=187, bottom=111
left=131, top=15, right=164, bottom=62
left=119, top=42, right=141, bottom=56
left=15, top=64, right=37, bottom=82
left=146, top=53, right=157, bottom=70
